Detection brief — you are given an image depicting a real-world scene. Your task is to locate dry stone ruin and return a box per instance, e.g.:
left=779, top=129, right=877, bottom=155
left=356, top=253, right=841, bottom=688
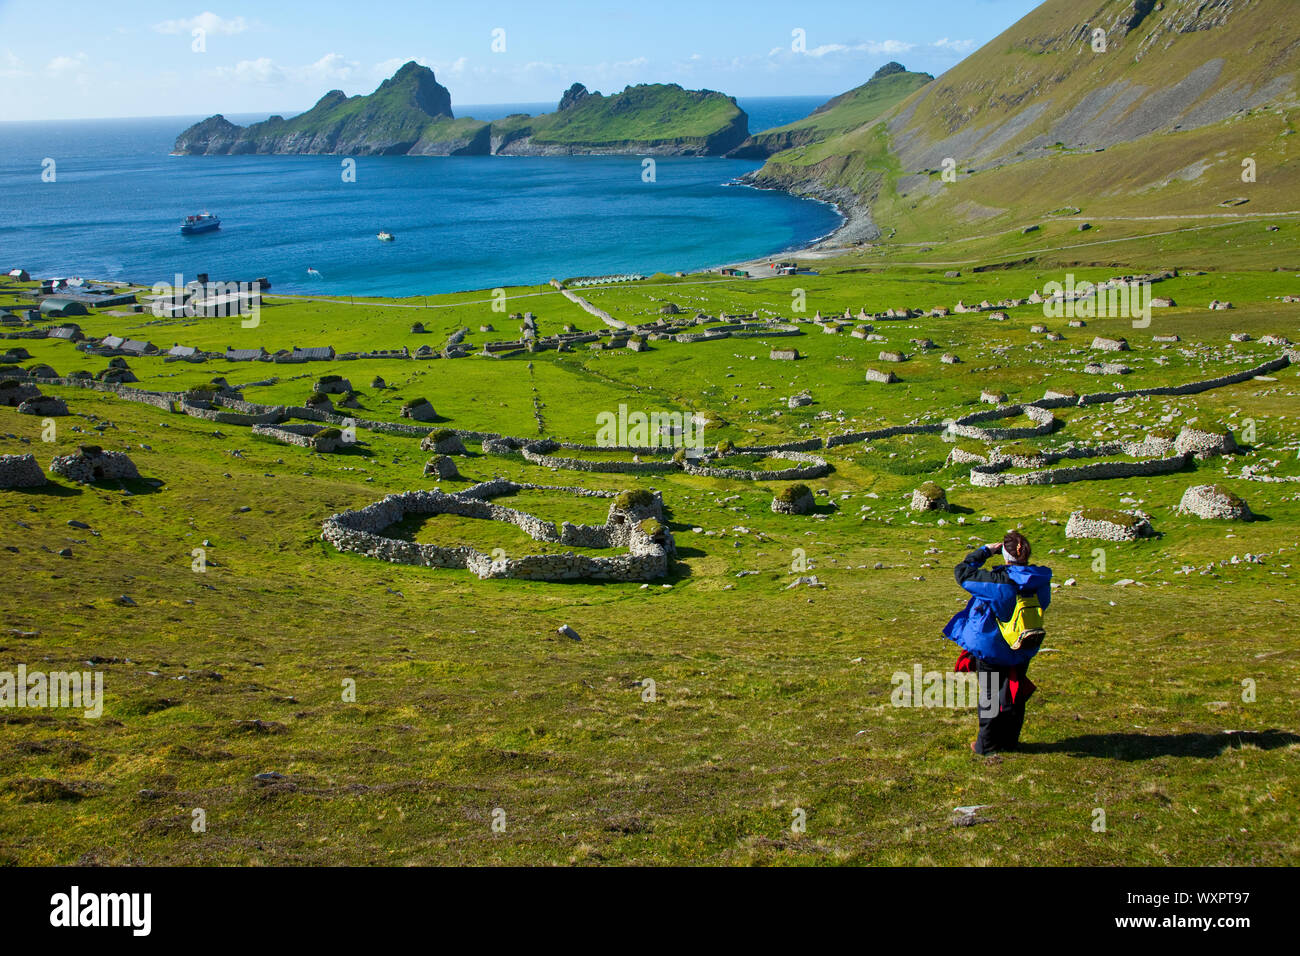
left=49, top=445, right=141, bottom=483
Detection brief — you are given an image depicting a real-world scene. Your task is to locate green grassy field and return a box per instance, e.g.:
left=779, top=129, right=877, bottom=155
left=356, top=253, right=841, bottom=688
left=1, top=253, right=1298, bottom=865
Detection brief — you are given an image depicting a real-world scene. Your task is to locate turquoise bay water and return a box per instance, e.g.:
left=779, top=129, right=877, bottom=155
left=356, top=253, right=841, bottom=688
left=0, top=97, right=839, bottom=297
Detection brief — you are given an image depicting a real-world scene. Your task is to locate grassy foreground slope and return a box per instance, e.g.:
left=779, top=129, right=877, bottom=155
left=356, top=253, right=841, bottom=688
left=1, top=254, right=1298, bottom=864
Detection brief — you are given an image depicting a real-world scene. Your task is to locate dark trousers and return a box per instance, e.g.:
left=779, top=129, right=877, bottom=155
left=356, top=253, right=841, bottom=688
left=974, top=657, right=1028, bottom=754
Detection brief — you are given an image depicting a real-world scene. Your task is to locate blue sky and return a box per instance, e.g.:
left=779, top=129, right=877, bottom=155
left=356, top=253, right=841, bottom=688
left=0, top=0, right=1042, bottom=121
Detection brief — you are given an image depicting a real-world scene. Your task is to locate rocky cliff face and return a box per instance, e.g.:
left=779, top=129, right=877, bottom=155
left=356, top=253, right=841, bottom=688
left=172, top=114, right=248, bottom=155
left=557, top=82, right=591, bottom=111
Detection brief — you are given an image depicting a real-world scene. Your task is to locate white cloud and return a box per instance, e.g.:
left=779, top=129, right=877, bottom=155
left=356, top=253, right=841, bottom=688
left=768, top=39, right=916, bottom=60
left=45, top=53, right=89, bottom=77
left=154, top=11, right=249, bottom=36
left=0, top=50, right=28, bottom=78
left=214, top=57, right=284, bottom=84
left=933, top=37, right=976, bottom=53
left=297, top=53, right=361, bottom=84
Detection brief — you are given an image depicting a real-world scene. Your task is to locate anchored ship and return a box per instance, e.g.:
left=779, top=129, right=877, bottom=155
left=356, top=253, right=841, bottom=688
left=181, top=212, right=221, bottom=235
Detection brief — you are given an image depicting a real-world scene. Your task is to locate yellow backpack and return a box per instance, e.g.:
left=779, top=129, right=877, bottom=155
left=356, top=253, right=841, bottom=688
left=997, top=591, right=1046, bottom=652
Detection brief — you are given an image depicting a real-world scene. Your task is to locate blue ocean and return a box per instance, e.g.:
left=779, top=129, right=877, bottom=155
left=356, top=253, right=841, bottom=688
left=0, top=97, right=839, bottom=297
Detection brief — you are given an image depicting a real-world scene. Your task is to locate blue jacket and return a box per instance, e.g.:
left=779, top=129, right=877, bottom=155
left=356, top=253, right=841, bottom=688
left=943, top=546, right=1052, bottom=667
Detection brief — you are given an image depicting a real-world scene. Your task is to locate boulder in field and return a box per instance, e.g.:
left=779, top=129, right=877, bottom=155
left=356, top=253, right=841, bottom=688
left=1091, top=336, right=1129, bottom=351
left=865, top=368, right=898, bottom=384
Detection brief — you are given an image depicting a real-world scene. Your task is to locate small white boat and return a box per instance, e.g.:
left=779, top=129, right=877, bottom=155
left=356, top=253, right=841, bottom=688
left=377, top=231, right=395, bottom=242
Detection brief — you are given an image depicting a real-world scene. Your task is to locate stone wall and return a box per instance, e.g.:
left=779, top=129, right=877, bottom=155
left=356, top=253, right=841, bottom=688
left=946, top=404, right=1057, bottom=441
left=683, top=450, right=830, bottom=481
left=252, top=422, right=343, bottom=452
left=1076, top=355, right=1291, bottom=405
left=970, top=452, right=1190, bottom=487
left=520, top=446, right=680, bottom=474
left=826, top=422, right=946, bottom=448
left=320, top=481, right=671, bottom=581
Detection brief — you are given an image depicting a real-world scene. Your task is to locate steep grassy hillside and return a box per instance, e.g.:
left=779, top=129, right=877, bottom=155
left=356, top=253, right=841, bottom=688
left=752, top=0, right=1300, bottom=251
left=730, top=63, right=932, bottom=158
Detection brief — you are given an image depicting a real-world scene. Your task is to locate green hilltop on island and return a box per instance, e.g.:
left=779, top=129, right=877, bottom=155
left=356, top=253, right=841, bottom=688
left=173, top=61, right=750, bottom=157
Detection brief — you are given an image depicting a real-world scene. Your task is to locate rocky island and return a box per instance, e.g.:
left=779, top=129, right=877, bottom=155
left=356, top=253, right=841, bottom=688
left=173, top=62, right=749, bottom=157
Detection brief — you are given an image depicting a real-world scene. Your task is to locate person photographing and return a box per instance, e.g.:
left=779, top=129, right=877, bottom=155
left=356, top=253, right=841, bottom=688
left=944, top=530, right=1052, bottom=754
